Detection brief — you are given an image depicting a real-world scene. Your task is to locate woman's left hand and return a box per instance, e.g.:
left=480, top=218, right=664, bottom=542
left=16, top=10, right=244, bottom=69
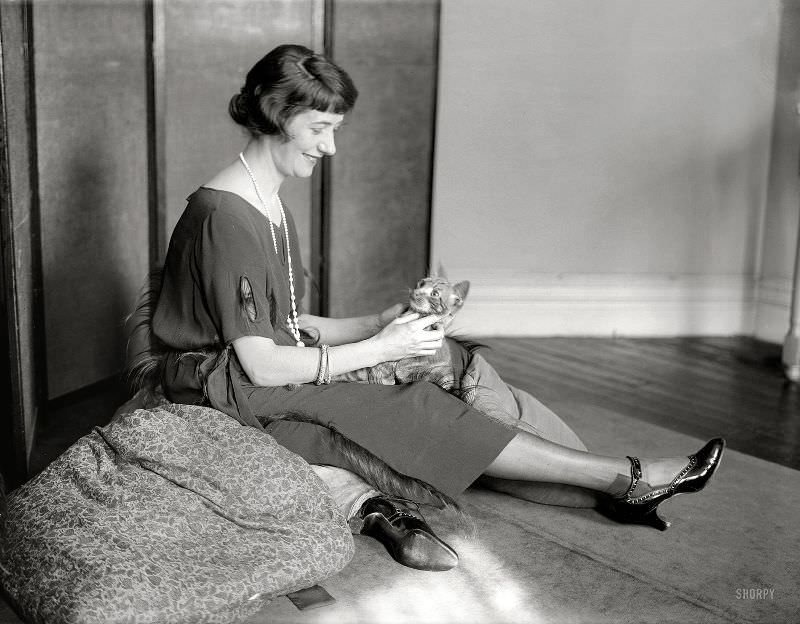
left=376, top=303, right=408, bottom=332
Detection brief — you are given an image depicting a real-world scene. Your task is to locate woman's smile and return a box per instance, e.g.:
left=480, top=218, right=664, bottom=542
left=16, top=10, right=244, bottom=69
left=272, top=109, right=343, bottom=178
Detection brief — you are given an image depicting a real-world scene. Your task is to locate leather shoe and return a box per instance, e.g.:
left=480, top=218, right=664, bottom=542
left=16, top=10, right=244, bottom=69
left=359, top=496, right=458, bottom=571
left=605, top=437, right=725, bottom=530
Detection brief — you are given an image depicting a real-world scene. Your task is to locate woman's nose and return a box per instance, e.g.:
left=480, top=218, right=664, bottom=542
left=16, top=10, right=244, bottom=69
left=319, top=134, right=336, bottom=156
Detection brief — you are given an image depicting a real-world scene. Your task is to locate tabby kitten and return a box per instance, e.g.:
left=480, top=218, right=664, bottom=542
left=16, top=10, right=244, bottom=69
left=407, top=276, right=470, bottom=331
left=331, top=277, right=470, bottom=387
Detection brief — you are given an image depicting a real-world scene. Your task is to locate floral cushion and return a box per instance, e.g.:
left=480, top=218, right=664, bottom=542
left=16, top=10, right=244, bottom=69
left=0, top=401, right=353, bottom=623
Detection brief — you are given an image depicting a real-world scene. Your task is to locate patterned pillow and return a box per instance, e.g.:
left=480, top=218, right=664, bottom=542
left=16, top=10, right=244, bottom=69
left=0, top=402, right=353, bottom=623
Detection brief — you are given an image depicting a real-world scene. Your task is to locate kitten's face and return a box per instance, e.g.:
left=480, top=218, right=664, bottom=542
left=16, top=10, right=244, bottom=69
left=408, top=277, right=470, bottom=328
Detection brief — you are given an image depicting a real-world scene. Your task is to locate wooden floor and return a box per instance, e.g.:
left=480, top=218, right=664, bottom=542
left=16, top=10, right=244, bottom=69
left=478, top=336, right=800, bottom=469
left=28, top=377, right=130, bottom=479
left=27, top=336, right=800, bottom=478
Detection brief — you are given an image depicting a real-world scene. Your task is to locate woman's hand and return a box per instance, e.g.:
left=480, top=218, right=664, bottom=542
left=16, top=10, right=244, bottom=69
left=375, top=302, right=408, bottom=332
left=371, top=312, right=444, bottom=361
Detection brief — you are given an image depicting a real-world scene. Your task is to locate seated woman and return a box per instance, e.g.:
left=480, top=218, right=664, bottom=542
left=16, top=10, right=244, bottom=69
left=143, top=44, right=724, bottom=573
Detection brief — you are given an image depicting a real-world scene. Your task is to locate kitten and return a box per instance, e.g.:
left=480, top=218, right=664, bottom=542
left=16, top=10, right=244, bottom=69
left=331, top=277, right=470, bottom=388
left=407, top=276, right=470, bottom=330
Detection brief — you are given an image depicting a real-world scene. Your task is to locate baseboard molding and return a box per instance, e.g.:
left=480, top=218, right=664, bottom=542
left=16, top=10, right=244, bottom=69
left=446, top=272, right=757, bottom=337
left=47, top=373, right=127, bottom=410
left=754, top=276, right=792, bottom=344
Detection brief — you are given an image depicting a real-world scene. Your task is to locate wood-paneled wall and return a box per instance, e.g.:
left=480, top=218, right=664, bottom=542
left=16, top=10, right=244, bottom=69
left=162, top=0, right=319, bottom=259
left=4, top=0, right=439, bottom=412
left=327, top=0, right=439, bottom=317
left=161, top=0, right=320, bottom=313
left=33, top=1, right=150, bottom=399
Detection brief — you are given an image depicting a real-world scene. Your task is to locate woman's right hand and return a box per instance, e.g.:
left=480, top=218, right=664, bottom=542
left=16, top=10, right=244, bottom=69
left=371, top=312, right=444, bottom=361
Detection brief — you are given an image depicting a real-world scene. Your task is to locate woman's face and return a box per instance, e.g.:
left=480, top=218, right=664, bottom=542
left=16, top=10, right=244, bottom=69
left=270, top=109, right=344, bottom=178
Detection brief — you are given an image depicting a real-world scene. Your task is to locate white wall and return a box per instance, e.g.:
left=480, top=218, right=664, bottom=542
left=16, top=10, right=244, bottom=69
left=756, top=0, right=800, bottom=343
left=432, top=0, right=785, bottom=338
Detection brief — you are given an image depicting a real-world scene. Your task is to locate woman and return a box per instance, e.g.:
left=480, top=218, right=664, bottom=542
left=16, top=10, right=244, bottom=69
left=149, top=44, right=724, bottom=572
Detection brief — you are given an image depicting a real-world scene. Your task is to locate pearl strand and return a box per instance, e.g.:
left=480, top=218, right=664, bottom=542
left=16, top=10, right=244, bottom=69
left=239, top=152, right=304, bottom=347
left=275, top=194, right=304, bottom=347
left=239, top=153, right=279, bottom=254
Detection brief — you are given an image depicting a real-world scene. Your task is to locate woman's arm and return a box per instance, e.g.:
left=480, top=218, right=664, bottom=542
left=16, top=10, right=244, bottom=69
left=234, top=312, right=442, bottom=387
left=298, top=303, right=405, bottom=346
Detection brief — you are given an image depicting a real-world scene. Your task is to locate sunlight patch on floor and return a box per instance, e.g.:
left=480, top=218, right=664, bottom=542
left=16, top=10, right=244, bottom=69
left=309, top=535, right=546, bottom=624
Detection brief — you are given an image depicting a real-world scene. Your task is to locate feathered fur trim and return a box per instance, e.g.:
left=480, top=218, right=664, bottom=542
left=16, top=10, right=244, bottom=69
left=124, top=268, right=223, bottom=399
left=124, top=267, right=168, bottom=393
left=265, top=411, right=463, bottom=509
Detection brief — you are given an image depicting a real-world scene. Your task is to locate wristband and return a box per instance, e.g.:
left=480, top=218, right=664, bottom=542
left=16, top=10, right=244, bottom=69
left=324, top=347, right=332, bottom=384
left=315, top=344, right=329, bottom=385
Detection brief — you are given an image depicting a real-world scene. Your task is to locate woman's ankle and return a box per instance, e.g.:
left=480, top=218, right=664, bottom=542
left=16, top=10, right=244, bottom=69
left=608, top=455, right=691, bottom=499
left=607, top=468, right=635, bottom=498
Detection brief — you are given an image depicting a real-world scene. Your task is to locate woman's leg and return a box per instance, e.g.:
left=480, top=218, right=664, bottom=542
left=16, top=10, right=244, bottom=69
left=249, top=380, right=692, bottom=501
left=460, top=351, right=690, bottom=501
left=311, top=465, right=379, bottom=530
left=461, top=352, right=599, bottom=506
left=477, top=476, right=600, bottom=508
left=484, top=429, right=692, bottom=497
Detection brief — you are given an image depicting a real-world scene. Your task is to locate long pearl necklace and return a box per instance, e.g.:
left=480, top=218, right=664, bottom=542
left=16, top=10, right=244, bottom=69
left=239, top=152, right=304, bottom=347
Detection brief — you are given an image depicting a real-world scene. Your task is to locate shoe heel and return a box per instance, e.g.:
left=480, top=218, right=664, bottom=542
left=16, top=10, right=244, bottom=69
left=604, top=499, right=671, bottom=531
left=643, top=509, right=670, bottom=531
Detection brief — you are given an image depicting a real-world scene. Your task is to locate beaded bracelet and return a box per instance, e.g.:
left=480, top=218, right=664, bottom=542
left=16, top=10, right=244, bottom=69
left=315, top=344, right=329, bottom=385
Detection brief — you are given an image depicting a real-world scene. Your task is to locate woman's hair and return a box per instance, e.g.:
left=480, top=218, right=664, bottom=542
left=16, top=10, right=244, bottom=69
left=229, top=44, right=358, bottom=139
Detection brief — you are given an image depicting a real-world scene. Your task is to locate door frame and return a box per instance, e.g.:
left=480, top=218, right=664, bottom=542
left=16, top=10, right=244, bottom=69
left=0, top=0, right=46, bottom=488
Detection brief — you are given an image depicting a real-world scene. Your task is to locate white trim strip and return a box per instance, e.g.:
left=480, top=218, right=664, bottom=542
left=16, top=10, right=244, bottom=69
left=444, top=272, right=758, bottom=337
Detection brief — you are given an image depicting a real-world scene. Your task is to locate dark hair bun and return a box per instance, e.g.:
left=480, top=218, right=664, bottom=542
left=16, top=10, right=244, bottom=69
left=228, top=91, right=252, bottom=129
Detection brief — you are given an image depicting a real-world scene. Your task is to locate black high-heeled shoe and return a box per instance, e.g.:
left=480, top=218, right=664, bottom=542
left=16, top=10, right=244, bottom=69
left=605, top=438, right=725, bottom=531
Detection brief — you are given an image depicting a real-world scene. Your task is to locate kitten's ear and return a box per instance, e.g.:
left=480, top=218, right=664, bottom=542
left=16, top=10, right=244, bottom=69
left=436, top=263, right=448, bottom=280
left=453, top=280, right=470, bottom=303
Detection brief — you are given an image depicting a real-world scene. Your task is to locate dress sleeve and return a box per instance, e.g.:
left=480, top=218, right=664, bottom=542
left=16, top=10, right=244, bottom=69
left=194, top=209, right=276, bottom=344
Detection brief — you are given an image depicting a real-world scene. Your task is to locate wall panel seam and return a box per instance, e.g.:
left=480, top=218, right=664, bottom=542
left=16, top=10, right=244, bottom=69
left=146, top=0, right=166, bottom=269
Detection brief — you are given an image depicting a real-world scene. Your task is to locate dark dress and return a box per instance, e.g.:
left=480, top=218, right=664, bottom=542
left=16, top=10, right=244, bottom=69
left=153, top=187, right=515, bottom=498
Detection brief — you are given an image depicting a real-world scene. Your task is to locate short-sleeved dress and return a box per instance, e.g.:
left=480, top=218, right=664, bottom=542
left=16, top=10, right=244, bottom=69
left=153, top=188, right=515, bottom=498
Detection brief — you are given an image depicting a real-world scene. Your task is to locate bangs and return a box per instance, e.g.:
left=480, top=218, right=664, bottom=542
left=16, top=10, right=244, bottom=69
left=292, top=79, right=356, bottom=115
